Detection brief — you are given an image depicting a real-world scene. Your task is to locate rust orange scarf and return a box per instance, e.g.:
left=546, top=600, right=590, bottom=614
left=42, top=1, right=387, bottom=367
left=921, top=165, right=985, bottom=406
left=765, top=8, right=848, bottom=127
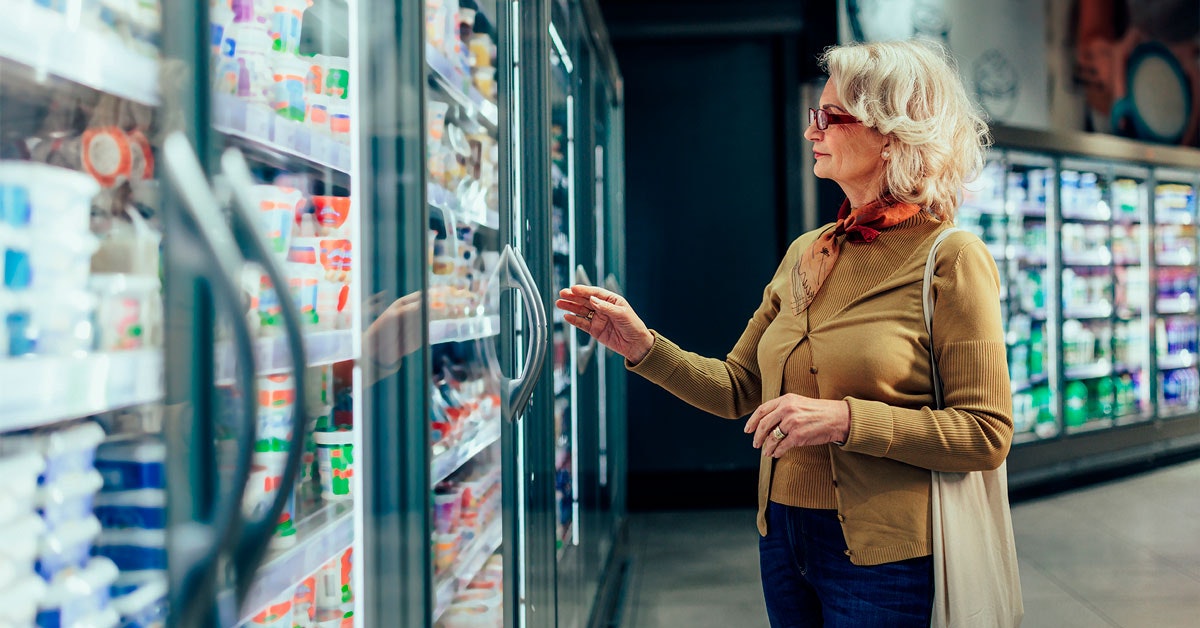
left=790, top=196, right=923, bottom=316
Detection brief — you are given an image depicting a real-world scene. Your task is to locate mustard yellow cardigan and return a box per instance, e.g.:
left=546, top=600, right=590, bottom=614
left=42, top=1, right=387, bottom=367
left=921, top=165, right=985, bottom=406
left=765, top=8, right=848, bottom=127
left=629, top=212, right=1013, bottom=565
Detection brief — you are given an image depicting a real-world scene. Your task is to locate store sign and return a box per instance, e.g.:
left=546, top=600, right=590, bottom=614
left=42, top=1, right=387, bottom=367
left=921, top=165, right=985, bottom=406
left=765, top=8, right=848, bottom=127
left=836, top=0, right=1049, bottom=128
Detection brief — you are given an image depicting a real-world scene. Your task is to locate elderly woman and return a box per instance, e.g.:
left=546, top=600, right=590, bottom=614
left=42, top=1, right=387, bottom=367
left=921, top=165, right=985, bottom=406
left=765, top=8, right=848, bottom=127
left=557, top=39, right=1013, bottom=626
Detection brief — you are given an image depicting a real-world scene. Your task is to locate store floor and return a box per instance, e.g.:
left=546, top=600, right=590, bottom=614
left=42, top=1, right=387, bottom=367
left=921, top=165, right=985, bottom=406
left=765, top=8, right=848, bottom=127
left=618, top=458, right=1200, bottom=627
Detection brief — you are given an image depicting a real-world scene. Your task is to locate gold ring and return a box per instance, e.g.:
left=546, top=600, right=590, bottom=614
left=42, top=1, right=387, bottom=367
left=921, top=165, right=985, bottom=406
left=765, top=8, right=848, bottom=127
left=585, top=309, right=595, bottom=321
left=771, top=427, right=787, bottom=441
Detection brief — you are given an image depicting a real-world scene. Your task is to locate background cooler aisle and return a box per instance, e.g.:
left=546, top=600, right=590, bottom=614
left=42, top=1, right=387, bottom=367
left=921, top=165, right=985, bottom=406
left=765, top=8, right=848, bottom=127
left=0, top=0, right=166, bottom=626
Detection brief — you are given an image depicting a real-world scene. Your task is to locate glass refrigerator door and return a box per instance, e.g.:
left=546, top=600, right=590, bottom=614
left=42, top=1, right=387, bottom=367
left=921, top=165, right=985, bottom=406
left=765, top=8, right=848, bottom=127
left=0, top=2, right=166, bottom=626
left=425, top=1, right=525, bottom=627
left=1109, top=167, right=1153, bottom=425
left=202, top=1, right=362, bottom=625
left=1058, top=159, right=1117, bottom=434
left=1151, top=170, right=1199, bottom=417
left=1004, top=152, right=1060, bottom=443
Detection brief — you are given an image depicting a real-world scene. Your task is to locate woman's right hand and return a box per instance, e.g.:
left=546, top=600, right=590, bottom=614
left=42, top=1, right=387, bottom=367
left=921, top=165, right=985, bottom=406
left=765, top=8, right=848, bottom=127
left=556, top=285, right=655, bottom=365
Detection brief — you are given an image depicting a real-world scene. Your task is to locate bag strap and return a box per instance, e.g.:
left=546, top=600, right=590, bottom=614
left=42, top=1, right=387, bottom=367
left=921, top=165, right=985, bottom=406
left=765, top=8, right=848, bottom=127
left=922, top=227, right=964, bottom=410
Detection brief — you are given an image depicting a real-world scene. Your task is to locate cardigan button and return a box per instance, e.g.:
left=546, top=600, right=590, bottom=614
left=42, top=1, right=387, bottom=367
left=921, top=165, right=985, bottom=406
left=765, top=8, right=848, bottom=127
left=810, top=366, right=818, bottom=374
left=837, top=514, right=846, bottom=523
left=831, top=479, right=838, bottom=488
left=844, top=550, right=853, bottom=557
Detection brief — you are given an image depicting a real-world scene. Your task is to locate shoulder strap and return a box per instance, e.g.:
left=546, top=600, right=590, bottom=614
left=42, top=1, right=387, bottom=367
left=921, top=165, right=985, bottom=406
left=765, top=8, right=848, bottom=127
left=923, top=227, right=964, bottom=409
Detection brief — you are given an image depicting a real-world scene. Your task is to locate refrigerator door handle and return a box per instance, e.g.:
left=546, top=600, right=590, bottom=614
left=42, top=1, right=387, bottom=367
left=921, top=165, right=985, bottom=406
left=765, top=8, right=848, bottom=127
left=500, top=244, right=549, bottom=420
left=161, top=132, right=260, bottom=625
left=604, top=273, right=623, bottom=296
left=575, top=265, right=598, bottom=374
left=218, top=148, right=311, bottom=607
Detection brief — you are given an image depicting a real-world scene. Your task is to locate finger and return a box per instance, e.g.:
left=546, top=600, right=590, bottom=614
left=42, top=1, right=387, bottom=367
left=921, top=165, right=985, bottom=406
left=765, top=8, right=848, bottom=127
left=770, top=433, right=797, bottom=459
left=745, top=397, right=780, bottom=433
left=563, top=313, right=590, bottom=331
left=566, top=284, right=612, bottom=300
left=589, top=295, right=625, bottom=316
left=555, top=299, right=593, bottom=318
left=760, top=430, right=782, bottom=457
left=753, top=406, right=785, bottom=448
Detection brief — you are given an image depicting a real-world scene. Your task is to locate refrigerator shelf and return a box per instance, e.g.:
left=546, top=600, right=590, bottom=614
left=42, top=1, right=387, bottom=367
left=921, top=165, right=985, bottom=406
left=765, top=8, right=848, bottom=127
left=1012, top=431, right=1046, bottom=445
left=432, top=417, right=501, bottom=486
left=217, top=330, right=356, bottom=382
left=428, top=183, right=500, bottom=230
left=0, top=350, right=163, bottom=433
left=0, top=3, right=159, bottom=106
left=1063, top=303, right=1113, bottom=319
left=430, top=315, right=501, bottom=345
left=426, top=44, right=499, bottom=128
left=1154, top=251, right=1195, bottom=267
left=1115, top=412, right=1154, bottom=426
left=1062, top=251, right=1113, bottom=266
left=221, top=503, right=355, bottom=627
left=213, top=95, right=352, bottom=175
left=1017, top=202, right=1048, bottom=217
left=433, top=518, right=503, bottom=621
left=1061, top=209, right=1113, bottom=222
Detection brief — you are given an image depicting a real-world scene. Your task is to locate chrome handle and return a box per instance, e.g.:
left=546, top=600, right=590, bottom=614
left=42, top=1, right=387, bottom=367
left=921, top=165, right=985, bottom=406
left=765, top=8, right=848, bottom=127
left=499, top=245, right=549, bottom=421
left=219, top=148, right=311, bottom=608
left=604, top=274, right=622, bottom=296
left=575, top=265, right=597, bottom=374
left=161, top=132, right=260, bottom=627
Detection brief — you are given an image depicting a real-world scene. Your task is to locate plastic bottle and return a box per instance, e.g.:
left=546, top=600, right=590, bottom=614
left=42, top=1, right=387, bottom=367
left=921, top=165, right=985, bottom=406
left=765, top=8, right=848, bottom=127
left=1093, top=375, right=1115, bottom=419
left=1065, top=380, right=1089, bottom=427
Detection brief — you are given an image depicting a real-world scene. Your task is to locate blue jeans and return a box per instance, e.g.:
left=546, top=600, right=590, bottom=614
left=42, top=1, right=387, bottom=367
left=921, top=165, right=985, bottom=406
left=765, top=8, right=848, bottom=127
left=758, top=502, right=934, bottom=627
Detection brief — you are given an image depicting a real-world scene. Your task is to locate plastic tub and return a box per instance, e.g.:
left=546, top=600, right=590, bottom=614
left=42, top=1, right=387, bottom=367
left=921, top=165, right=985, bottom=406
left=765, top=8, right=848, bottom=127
left=36, top=515, right=102, bottom=580
left=0, top=420, right=106, bottom=484
left=0, top=180, right=32, bottom=227
left=327, top=100, right=351, bottom=144
left=0, top=513, right=45, bottom=588
left=314, top=430, right=354, bottom=501
left=95, top=437, right=166, bottom=491
left=37, top=469, right=104, bottom=528
left=0, top=451, right=45, bottom=522
left=93, top=489, right=166, bottom=530
left=257, top=372, right=296, bottom=451
left=35, top=557, right=119, bottom=628
left=89, top=273, right=162, bottom=351
left=29, top=288, right=98, bottom=354
left=110, top=575, right=167, bottom=628
left=250, top=584, right=297, bottom=628
left=268, top=0, right=309, bottom=53
left=270, top=53, right=310, bottom=122
left=0, top=575, right=47, bottom=628
left=93, top=528, right=167, bottom=572
left=110, top=570, right=167, bottom=598
left=214, top=22, right=275, bottom=104
left=244, top=450, right=289, bottom=519
left=0, top=161, right=98, bottom=233
left=254, top=184, right=305, bottom=259
left=322, top=55, right=349, bottom=100
left=311, top=196, right=351, bottom=237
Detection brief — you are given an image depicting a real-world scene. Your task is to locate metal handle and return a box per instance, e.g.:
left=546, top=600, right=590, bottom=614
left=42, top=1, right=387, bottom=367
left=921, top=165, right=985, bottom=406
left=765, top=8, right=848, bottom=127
left=575, top=265, right=598, bottom=374
left=604, top=274, right=622, bottom=296
left=499, top=244, right=549, bottom=420
left=428, top=202, right=461, bottom=261
left=219, top=148, right=311, bottom=607
left=161, top=132, right=260, bottom=626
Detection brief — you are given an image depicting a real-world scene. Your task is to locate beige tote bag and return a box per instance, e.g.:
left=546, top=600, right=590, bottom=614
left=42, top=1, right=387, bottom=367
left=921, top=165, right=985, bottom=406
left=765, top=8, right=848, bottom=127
left=923, top=228, right=1024, bottom=628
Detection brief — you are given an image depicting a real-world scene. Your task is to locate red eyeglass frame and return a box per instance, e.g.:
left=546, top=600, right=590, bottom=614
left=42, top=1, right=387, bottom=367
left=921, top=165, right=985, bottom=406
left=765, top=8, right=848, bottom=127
left=808, top=108, right=859, bottom=130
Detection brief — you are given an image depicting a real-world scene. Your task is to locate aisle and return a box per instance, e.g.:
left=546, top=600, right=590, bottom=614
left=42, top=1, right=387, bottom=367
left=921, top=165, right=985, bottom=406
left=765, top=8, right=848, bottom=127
left=619, top=458, right=1200, bottom=628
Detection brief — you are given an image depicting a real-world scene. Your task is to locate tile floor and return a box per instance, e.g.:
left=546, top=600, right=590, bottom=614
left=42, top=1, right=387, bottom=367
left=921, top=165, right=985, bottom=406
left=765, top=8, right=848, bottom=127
left=618, top=458, right=1200, bottom=627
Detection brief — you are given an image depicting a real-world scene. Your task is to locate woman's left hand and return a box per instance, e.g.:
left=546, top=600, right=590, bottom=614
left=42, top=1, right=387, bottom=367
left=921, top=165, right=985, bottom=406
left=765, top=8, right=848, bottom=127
left=744, top=394, right=852, bottom=458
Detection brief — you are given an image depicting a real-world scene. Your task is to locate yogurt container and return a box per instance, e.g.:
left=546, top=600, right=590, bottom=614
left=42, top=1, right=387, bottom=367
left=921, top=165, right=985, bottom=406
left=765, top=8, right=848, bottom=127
left=215, top=23, right=275, bottom=105
left=250, top=585, right=297, bottom=628
left=293, top=575, right=317, bottom=628
left=35, top=557, right=119, bottom=628
left=322, top=55, right=349, bottom=100
left=95, top=437, right=166, bottom=492
left=0, top=421, right=106, bottom=484
left=257, top=373, right=297, bottom=452
left=0, top=451, right=45, bottom=523
left=270, top=53, right=310, bottom=122
left=37, top=469, right=104, bottom=529
left=36, top=515, right=102, bottom=580
left=314, top=430, right=353, bottom=501
left=0, top=513, right=46, bottom=588
left=110, top=575, right=167, bottom=628
left=0, top=161, right=98, bottom=233
left=89, top=273, right=162, bottom=351
left=267, top=0, right=309, bottom=53
left=93, top=489, right=167, bottom=531
left=0, top=575, right=47, bottom=628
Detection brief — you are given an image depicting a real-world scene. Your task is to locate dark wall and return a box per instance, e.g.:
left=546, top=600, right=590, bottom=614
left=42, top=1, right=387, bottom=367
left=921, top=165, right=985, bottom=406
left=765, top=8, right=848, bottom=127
left=603, top=0, right=837, bottom=509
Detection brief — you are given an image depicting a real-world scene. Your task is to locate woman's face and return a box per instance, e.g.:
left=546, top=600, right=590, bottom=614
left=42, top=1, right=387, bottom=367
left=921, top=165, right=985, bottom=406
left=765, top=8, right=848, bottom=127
left=805, top=78, right=890, bottom=207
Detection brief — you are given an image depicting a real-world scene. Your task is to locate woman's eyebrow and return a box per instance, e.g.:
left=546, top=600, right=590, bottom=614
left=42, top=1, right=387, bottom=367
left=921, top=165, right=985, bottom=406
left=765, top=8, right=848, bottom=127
left=821, top=104, right=850, bottom=114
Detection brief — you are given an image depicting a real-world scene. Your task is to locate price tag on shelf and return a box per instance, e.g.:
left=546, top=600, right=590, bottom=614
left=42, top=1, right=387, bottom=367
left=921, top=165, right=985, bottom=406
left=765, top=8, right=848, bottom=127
left=245, top=106, right=274, bottom=142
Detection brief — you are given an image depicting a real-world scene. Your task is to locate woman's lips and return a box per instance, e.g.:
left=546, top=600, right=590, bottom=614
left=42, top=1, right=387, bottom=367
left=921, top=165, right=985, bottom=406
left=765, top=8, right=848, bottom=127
left=813, top=152, right=828, bottom=159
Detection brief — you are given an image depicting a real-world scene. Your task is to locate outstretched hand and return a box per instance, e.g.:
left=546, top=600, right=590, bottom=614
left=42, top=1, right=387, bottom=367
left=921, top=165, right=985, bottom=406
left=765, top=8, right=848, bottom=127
left=556, top=285, right=655, bottom=364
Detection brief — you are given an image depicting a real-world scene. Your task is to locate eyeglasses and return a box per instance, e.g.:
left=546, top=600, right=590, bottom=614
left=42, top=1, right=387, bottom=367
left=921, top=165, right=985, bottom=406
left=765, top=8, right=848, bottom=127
left=808, top=108, right=859, bottom=131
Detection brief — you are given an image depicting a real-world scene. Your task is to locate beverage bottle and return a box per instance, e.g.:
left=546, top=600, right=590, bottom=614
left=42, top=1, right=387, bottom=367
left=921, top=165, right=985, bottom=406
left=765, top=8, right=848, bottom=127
left=1065, top=380, right=1089, bottom=427
left=1093, top=375, right=1115, bottom=419
left=1163, top=369, right=1182, bottom=408
left=1029, top=327, right=1045, bottom=378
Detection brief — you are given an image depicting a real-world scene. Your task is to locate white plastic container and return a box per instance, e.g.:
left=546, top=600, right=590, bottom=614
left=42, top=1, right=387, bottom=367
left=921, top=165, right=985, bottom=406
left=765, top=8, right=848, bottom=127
left=314, top=430, right=354, bottom=501
left=0, top=513, right=45, bottom=588
left=37, top=515, right=102, bottom=580
left=110, top=575, right=168, bottom=628
left=37, top=469, right=104, bottom=528
left=94, top=527, right=167, bottom=573
left=0, top=575, right=47, bottom=627
left=0, top=420, right=106, bottom=484
left=0, top=451, right=45, bottom=523
left=36, top=556, right=119, bottom=628
left=0, top=161, right=99, bottom=233
left=89, top=273, right=162, bottom=350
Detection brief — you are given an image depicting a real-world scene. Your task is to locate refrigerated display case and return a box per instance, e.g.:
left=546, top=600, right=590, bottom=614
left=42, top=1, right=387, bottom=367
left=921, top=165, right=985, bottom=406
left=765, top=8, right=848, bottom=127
left=0, top=1, right=167, bottom=626
left=953, top=126, right=1200, bottom=488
